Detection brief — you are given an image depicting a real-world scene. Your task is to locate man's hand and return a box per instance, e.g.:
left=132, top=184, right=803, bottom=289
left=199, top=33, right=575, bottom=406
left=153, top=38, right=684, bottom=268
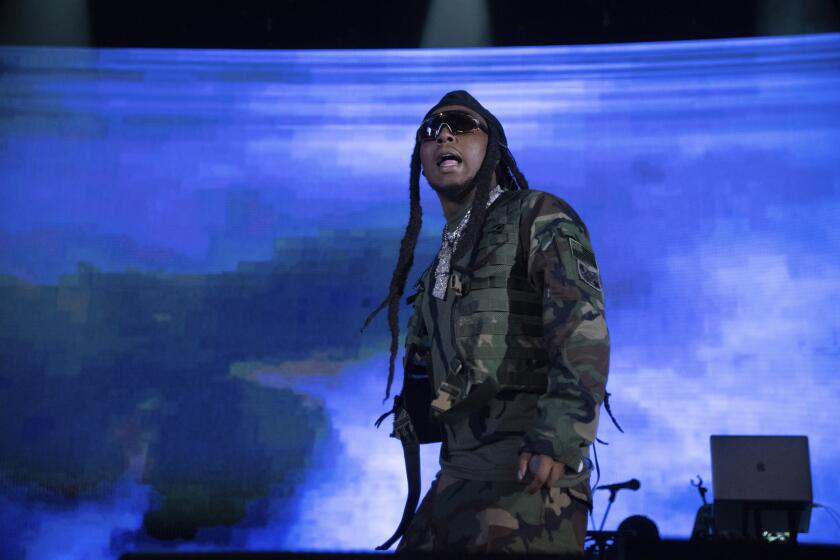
left=518, top=452, right=567, bottom=494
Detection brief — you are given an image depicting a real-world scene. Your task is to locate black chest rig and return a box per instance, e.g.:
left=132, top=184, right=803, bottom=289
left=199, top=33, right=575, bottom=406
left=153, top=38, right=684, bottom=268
left=416, top=189, right=548, bottom=422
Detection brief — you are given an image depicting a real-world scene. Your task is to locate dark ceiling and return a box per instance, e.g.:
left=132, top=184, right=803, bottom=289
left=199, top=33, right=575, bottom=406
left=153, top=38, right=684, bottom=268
left=2, top=0, right=839, bottom=49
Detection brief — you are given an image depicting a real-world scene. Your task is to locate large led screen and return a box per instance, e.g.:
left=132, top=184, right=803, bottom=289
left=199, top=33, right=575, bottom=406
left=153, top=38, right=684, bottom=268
left=1, top=33, right=839, bottom=558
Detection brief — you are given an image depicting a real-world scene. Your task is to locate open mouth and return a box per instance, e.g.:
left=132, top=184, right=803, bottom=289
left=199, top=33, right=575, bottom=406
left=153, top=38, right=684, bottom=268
left=437, top=153, right=463, bottom=167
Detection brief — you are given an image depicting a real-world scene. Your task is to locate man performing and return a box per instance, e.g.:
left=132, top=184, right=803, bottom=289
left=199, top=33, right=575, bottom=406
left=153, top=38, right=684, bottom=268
left=364, top=90, right=610, bottom=554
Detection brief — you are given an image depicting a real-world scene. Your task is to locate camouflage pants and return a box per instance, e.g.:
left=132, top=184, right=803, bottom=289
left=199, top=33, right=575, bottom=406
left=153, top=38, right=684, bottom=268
left=396, top=472, right=588, bottom=554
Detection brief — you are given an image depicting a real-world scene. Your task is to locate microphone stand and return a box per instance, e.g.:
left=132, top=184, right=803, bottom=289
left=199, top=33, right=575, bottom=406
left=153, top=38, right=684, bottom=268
left=599, top=487, right=619, bottom=532
left=587, top=481, right=639, bottom=559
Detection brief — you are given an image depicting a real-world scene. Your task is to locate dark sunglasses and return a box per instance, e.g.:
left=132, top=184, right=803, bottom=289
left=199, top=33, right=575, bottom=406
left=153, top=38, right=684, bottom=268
left=417, top=111, right=488, bottom=142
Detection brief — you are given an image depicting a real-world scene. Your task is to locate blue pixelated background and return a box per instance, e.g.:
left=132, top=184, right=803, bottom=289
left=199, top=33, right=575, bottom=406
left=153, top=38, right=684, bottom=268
left=1, top=34, right=839, bottom=558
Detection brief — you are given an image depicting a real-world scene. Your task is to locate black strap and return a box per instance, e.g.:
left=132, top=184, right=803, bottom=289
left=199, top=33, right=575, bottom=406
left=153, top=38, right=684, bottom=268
left=376, top=438, right=421, bottom=550
left=374, top=394, right=400, bottom=428
left=603, top=391, right=624, bottom=433
left=374, top=408, right=394, bottom=428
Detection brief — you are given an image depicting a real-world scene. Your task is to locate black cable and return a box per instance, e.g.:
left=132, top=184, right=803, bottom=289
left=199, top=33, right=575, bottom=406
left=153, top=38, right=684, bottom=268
left=588, top=441, right=602, bottom=532
left=814, top=502, right=840, bottom=532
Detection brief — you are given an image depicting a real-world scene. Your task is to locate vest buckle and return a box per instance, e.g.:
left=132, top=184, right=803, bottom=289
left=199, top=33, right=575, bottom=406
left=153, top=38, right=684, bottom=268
left=449, top=270, right=470, bottom=296
left=430, top=382, right=462, bottom=414
left=391, top=409, right=417, bottom=442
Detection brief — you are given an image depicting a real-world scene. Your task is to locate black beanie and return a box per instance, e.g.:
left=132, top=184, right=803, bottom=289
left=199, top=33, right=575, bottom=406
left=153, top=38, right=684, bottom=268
left=423, top=90, right=508, bottom=149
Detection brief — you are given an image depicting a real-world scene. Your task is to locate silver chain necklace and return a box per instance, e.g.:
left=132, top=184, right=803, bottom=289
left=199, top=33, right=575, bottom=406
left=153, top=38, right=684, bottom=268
left=433, top=185, right=504, bottom=299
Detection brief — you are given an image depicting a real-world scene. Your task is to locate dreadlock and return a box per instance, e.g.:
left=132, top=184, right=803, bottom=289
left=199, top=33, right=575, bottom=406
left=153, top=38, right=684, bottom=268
left=501, top=146, right=530, bottom=191
left=360, top=143, right=422, bottom=399
left=450, top=139, right=500, bottom=265
left=362, top=91, right=532, bottom=400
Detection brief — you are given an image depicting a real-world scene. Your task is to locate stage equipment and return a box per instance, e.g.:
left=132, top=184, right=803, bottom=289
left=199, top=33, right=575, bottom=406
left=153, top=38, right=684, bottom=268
left=596, top=478, right=641, bottom=531
left=690, top=475, right=715, bottom=539
left=711, top=435, right=813, bottom=542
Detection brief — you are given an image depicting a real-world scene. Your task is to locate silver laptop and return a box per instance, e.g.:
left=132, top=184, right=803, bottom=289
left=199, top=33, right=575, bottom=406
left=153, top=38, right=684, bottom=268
left=711, top=435, right=812, bottom=536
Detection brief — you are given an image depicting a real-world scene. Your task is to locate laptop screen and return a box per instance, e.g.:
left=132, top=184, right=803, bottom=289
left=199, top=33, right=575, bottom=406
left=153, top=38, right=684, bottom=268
left=711, top=435, right=812, bottom=503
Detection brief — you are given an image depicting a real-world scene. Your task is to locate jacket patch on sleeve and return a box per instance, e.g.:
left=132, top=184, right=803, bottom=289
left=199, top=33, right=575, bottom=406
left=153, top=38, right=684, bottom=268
left=569, top=238, right=602, bottom=292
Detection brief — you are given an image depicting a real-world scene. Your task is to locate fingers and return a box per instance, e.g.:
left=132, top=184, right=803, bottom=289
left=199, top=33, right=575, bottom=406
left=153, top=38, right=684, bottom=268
left=547, top=462, right=566, bottom=487
left=519, top=454, right=569, bottom=493
left=517, top=452, right=531, bottom=481
left=525, top=455, right=553, bottom=494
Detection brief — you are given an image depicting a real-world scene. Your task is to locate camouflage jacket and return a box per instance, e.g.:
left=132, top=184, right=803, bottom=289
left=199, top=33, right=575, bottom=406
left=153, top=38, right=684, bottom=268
left=405, top=189, right=610, bottom=489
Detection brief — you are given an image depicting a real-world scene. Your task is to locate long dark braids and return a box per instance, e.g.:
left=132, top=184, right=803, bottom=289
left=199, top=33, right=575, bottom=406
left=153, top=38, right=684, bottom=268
left=453, top=141, right=532, bottom=269
left=360, top=143, right=422, bottom=399
left=449, top=139, right=500, bottom=266
left=500, top=145, right=530, bottom=191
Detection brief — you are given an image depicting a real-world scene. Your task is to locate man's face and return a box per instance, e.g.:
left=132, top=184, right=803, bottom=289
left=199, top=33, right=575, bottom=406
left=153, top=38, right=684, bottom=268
left=419, top=104, right=489, bottom=198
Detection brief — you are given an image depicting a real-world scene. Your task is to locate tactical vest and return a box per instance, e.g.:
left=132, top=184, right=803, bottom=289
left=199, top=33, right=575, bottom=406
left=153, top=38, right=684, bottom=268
left=378, top=189, right=603, bottom=550
left=405, top=189, right=549, bottom=420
